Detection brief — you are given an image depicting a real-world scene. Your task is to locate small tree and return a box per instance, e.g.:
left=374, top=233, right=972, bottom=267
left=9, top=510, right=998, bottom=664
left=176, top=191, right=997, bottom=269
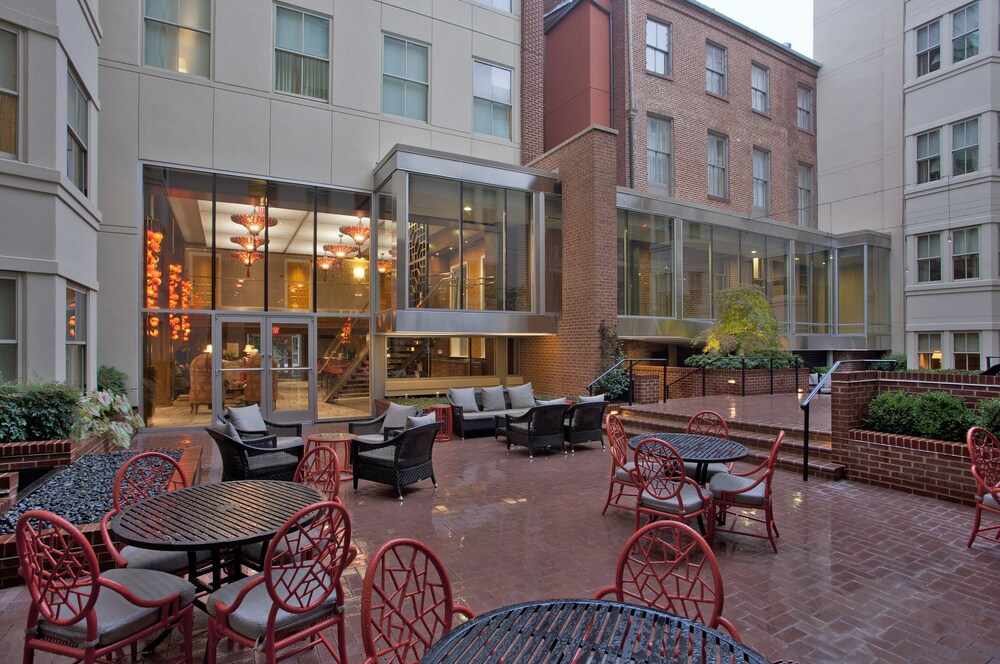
left=693, top=285, right=785, bottom=356
left=592, top=321, right=630, bottom=399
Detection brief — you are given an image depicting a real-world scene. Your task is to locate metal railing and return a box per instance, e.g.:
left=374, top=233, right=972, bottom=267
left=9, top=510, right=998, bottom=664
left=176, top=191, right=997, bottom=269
left=587, top=358, right=672, bottom=405
left=664, top=366, right=705, bottom=400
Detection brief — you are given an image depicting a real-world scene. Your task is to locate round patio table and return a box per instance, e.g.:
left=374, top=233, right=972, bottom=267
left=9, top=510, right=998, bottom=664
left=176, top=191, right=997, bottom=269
left=628, top=432, right=749, bottom=484
left=306, top=432, right=356, bottom=480
left=421, top=598, right=769, bottom=663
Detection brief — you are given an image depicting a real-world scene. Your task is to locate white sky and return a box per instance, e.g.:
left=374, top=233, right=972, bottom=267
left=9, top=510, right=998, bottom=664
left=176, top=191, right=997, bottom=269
left=702, top=1, right=814, bottom=58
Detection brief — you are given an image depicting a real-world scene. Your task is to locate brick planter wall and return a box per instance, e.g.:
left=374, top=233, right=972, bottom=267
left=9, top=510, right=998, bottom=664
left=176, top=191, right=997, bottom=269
left=0, top=434, right=116, bottom=474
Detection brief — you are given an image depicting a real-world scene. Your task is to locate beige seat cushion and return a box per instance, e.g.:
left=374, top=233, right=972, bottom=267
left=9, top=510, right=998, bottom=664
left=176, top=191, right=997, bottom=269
left=709, top=472, right=766, bottom=505
left=980, top=492, right=999, bottom=509
left=615, top=461, right=636, bottom=482
left=639, top=484, right=708, bottom=515
left=684, top=461, right=730, bottom=481
left=121, top=545, right=211, bottom=574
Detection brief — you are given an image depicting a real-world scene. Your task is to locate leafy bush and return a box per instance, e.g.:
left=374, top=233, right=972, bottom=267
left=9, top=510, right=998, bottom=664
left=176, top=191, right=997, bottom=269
left=684, top=354, right=803, bottom=370
left=0, top=381, right=82, bottom=443
left=97, top=365, right=128, bottom=396
left=977, top=398, right=1000, bottom=436
left=811, top=366, right=830, bottom=375
left=693, top=285, right=785, bottom=356
left=0, top=382, right=27, bottom=443
left=912, top=392, right=976, bottom=442
left=882, top=353, right=907, bottom=371
left=864, top=390, right=918, bottom=437
left=592, top=321, right=630, bottom=400
left=77, top=390, right=144, bottom=449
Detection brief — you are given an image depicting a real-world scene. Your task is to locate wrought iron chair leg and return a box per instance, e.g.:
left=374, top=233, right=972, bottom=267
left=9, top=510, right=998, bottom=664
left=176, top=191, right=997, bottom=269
left=397, top=483, right=403, bottom=500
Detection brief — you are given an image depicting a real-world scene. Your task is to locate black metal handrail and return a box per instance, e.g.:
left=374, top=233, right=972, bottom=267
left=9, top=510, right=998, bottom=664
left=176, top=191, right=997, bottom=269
left=664, top=366, right=705, bottom=400
left=587, top=358, right=670, bottom=405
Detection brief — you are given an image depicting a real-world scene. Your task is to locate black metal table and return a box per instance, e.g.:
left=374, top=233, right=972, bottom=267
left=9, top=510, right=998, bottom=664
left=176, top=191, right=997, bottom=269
left=111, top=480, right=321, bottom=604
left=627, top=433, right=749, bottom=484
left=421, top=599, right=769, bottom=663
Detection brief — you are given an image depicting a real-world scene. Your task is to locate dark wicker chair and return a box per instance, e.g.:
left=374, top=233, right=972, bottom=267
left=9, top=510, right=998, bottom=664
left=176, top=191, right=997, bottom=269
left=221, top=404, right=303, bottom=442
left=348, top=404, right=420, bottom=444
left=505, top=404, right=571, bottom=459
left=446, top=392, right=497, bottom=439
left=204, top=423, right=303, bottom=481
left=563, top=401, right=609, bottom=453
left=351, top=421, right=442, bottom=500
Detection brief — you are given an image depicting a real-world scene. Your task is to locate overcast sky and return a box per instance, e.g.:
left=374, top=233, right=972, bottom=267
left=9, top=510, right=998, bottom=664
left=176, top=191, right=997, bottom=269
left=703, top=1, right=813, bottom=57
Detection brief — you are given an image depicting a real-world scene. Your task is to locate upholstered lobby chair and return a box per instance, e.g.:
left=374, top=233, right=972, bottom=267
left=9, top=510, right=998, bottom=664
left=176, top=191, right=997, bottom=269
left=352, top=421, right=442, bottom=500
left=563, top=400, right=609, bottom=453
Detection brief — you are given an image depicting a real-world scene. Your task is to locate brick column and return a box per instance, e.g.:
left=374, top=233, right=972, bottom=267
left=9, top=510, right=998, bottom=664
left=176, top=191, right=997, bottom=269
left=520, top=0, right=545, bottom=165
left=521, top=125, right=619, bottom=396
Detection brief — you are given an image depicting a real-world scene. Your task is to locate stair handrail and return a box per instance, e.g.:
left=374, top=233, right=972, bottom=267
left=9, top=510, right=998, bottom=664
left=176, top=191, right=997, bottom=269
left=664, top=366, right=706, bottom=400
left=587, top=358, right=671, bottom=405
left=324, top=346, right=370, bottom=404
left=414, top=275, right=455, bottom=309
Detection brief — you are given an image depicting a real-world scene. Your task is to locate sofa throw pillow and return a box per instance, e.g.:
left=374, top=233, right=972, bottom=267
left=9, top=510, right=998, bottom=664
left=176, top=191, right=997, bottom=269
left=449, top=387, right=480, bottom=412
left=507, top=382, right=535, bottom=409
left=226, top=405, right=268, bottom=433
left=481, top=385, right=507, bottom=412
left=577, top=394, right=606, bottom=403
left=536, top=397, right=567, bottom=406
left=213, top=419, right=243, bottom=442
left=381, top=402, right=418, bottom=433
left=405, top=413, right=438, bottom=430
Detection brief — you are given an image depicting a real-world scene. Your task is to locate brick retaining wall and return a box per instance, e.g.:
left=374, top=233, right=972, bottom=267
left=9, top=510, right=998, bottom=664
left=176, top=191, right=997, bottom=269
left=630, top=366, right=807, bottom=402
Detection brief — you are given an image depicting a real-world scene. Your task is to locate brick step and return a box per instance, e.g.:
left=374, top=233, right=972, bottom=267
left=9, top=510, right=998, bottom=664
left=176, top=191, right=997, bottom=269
left=617, top=406, right=832, bottom=444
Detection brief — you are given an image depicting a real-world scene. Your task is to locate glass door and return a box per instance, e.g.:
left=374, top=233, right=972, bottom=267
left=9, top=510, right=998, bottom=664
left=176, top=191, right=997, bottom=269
left=268, top=318, right=314, bottom=422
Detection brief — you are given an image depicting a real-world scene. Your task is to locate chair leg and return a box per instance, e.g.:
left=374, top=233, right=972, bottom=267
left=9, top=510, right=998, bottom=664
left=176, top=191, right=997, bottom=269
left=765, top=505, right=778, bottom=553
left=601, top=479, right=615, bottom=515
left=336, top=615, right=349, bottom=664
left=397, top=483, right=403, bottom=500
left=353, top=476, right=359, bottom=493
left=206, top=619, right=220, bottom=664
left=181, top=606, right=194, bottom=664
left=431, top=473, right=437, bottom=487
left=968, top=504, right=983, bottom=547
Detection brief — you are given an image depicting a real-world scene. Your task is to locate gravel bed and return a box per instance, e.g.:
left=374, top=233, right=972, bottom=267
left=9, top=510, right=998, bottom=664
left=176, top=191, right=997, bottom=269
left=0, top=450, right=183, bottom=534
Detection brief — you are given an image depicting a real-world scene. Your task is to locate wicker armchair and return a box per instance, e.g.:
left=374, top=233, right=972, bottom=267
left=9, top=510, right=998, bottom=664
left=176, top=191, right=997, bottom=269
left=204, top=422, right=303, bottom=481
left=505, top=404, right=571, bottom=459
left=348, top=403, right=420, bottom=444
left=351, top=421, right=442, bottom=500
left=222, top=404, right=303, bottom=442
left=563, top=401, right=609, bottom=453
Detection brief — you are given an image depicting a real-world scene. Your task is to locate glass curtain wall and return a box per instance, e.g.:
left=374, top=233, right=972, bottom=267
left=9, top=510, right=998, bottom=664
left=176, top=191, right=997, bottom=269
left=544, top=195, right=562, bottom=313
left=837, top=246, right=865, bottom=334
left=461, top=183, right=503, bottom=310
left=619, top=210, right=674, bottom=317
left=682, top=222, right=711, bottom=318
left=375, top=181, right=396, bottom=311
left=711, top=228, right=739, bottom=317
left=767, top=237, right=789, bottom=327
left=317, top=316, right=370, bottom=419
left=794, top=243, right=831, bottom=334
left=386, top=337, right=496, bottom=378
left=867, top=246, right=890, bottom=336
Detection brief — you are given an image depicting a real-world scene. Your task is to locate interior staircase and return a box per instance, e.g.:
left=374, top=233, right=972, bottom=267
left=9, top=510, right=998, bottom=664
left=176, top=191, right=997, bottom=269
left=616, top=404, right=846, bottom=480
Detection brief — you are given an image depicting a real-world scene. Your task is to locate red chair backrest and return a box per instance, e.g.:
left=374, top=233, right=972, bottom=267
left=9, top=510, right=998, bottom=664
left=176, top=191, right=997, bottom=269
left=16, top=510, right=101, bottom=627
left=294, top=446, right=341, bottom=501
left=361, top=538, right=463, bottom=663
left=686, top=410, right=729, bottom=438
left=606, top=415, right=629, bottom=470
left=613, top=520, right=725, bottom=629
left=113, top=451, right=189, bottom=511
left=968, top=427, right=1000, bottom=488
left=264, top=501, right=352, bottom=612
left=633, top=437, right=688, bottom=501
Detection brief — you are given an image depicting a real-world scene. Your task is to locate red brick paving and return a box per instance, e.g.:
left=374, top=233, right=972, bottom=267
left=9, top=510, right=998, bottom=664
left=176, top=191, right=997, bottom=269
left=0, top=420, right=997, bottom=663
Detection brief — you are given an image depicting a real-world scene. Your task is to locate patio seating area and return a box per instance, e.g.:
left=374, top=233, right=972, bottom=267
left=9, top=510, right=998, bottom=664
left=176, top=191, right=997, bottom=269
left=0, top=397, right=998, bottom=663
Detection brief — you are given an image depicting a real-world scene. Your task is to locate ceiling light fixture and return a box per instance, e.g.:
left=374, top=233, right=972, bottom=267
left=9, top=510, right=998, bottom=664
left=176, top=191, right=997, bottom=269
left=231, top=206, right=277, bottom=236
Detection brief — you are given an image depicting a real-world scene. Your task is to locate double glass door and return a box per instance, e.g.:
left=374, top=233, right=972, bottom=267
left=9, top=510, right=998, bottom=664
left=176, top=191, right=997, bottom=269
left=212, top=316, right=315, bottom=422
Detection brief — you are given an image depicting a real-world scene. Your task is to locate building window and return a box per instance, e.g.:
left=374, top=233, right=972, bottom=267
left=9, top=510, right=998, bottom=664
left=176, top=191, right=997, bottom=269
left=952, top=3, right=979, bottom=63
left=0, top=275, right=17, bottom=381
left=707, top=133, right=728, bottom=199
left=274, top=6, right=330, bottom=101
left=753, top=148, right=770, bottom=213
left=751, top=63, right=769, bottom=113
left=647, top=115, right=672, bottom=194
left=916, top=232, right=941, bottom=282
left=917, top=333, right=942, bottom=369
left=706, top=42, right=727, bottom=96
left=0, top=26, right=18, bottom=157
left=953, top=227, right=980, bottom=279
left=797, top=85, right=813, bottom=131
left=143, top=0, right=211, bottom=77
left=797, top=164, right=813, bottom=227
left=646, top=19, right=671, bottom=76
left=382, top=35, right=428, bottom=122
left=475, top=0, right=511, bottom=10
left=954, top=332, right=981, bottom=370
left=66, top=71, right=88, bottom=195
left=916, top=20, right=941, bottom=76
left=66, top=287, right=86, bottom=388
left=473, top=61, right=512, bottom=139
left=916, top=129, right=941, bottom=183
left=952, top=118, right=979, bottom=175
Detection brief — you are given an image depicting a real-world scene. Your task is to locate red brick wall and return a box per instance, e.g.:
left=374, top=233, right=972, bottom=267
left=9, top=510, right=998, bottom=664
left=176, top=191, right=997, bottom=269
left=521, top=0, right=546, bottom=164
left=631, top=365, right=806, bottom=401
left=0, top=434, right=115, bottom=474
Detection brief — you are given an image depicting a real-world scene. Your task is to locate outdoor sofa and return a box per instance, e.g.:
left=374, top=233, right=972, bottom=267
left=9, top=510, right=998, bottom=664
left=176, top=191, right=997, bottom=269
left=447, top=384, right=540, bottom=438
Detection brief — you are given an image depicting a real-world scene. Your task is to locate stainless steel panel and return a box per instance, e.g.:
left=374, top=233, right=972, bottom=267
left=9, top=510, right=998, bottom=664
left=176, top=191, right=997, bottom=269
left=375, top=145, right=559, bottom=193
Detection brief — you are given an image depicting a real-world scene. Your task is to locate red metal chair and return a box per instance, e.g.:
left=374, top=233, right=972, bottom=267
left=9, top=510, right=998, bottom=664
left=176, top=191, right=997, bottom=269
left=295, top=445, right=342, bottom=502
left=594, top=520, right=739, bottom=640
left=967, top=426, right=1000, bottom=547
left=685, top=410, right=733, bottom=480
left=360, top=538, right=474, bottom=663
left=601, top=414, right=640, bottom=515
left=632, top=437, right=715, bottom=541
left=206, top=501, right=354, bottom=664
left=709, top=431, right=785, bottom=553
left=17, top=509, right=195, bottom=664
left=100, top=451, right=196, bottom=573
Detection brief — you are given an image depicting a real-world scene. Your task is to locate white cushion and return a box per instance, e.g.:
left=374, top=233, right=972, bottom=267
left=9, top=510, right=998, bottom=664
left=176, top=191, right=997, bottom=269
left=227, top=405, right=268, bottom=433
left=449, top=388, right=480, bottom=412
left=507, top=383, right=535, bottom=409
left=536, top=397, right=567, bottom=406
left=615, top=461, right=636, bottom=482
left=380, top=402, right=417, bottom=433
left=709, top=473, right=766, bottom=505
left=356, top=433, right=386, bottom=444
left=577, top=394, right=606, bottom=403
left=481, top=386, right=507, bottom=412
left=684, top=461, right=730, bottom=481
left=639, top=485, right=708, bottom=515
left=981, top=492, right=999, bottom=509
left=405, top=413, right=438, bottom=429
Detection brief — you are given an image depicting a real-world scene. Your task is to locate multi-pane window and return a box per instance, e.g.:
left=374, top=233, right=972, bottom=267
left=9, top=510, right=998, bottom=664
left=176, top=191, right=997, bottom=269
left=952, top=118, right=978, bottom=175
left=952, top=3, right=979, bottom=63
left=916, top=129, right=941, bottom=183
left=0, top=26, right=18, bottom=157
left=65, top=287, right=86, bottom=388
left=954, top=332, right=981, bottom=370
left=274, top=7, right=330, bottom=101
left=66, top=71, right=88, bottom=195
left=647, top=115, right=672, bottom=193
left=0, top=275, right=16, bottom=381
left=753, top=148, right=770, bottom=213
left=473, top=61, right=512, bottom=139
left=144, top=0, right=211, bottom=77
left=797, top=85, right=813, bottom=131
left=751, top=63, right=769, bottom=113
left=382, top=36, right=428, bottom=122
left=706, top=43, right=727, bottom=96
left=917, top=232, right=942, bottom=282
left=707, top=133, right=728, bottom=198
left=475, top=0, right=511, bottom=11
left=916, top=20, right=941, bottom=76
left=797, top=164, right=814, bottom=227
left=953, top=227, right=980, bottom=279
left=646, top=20, right=671, bottom=76
left=917, top=333, right=942, bottom=370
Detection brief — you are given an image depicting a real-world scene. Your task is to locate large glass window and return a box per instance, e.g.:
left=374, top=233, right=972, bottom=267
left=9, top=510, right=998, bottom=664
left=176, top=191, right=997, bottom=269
left=646, top=19, right=671, bottom=76
left=0, top=26, right=18, bottom=157
left=544, top=196, right=562, bottom=313
left=838, top=246, right=865, bottom=334
left=682, top=222, right=710, bottom=319
left=274, top=6, right=330, bottom=101
left=708, top=133, right=728, bottom=199
left=0, top=275, right=17, bottom=380
left=797, top=164, right=814, bottom=227
left=706, top=42, right=727, bottom=96
left=386, top=337, right=496, bottom=378
left=317, top=316, right=370, bottom=419
left=462, top=183, right=503, bottom=311
left=916, top=232, right=941, bottom=282
left=142, top=313, right=212, bottom=427
left=647, top=115, right=672, bottom=194
left=867, top=246, right=890, bottom=336
left=953, top=227, right=979, bottom=279
left=67, top=71, right=88, bottom=195
left=767, top=237, right=789, bottom=325
left=916, top=129, right=941, bottom=183
left=505, top=190, right=532, bottom=312
left=383, top=35, right=428, bottom=122
left=315, top=188, right=371, bottom=313
left=740, top=232, right=766, bottom=291
left=916, top=20, right=941, bottom=76
left=797, top=85, right=813, bottom=131
left=621, top=211, right=674, bottom=317
left=952, top=118, right=978, bottom=175
left=918, top=332, right=942, bottom=369
left=794, top=244, right=831, bottom=334
left=66, top=287, right=86, bottom=388
left=375, top=182, right=396, bottom=312
left=751, top=63, right=769, bottom=113
left=752, top=148, right=769, bottom=214
left=952, top=3, right=979, bottom=63
left=144, top=0, right=211, bottom=77
left=711, top=228, right=740, bottom=317
left=473, top=61, right=512, bottom=139
left=954, top=332, right=980, bottom=370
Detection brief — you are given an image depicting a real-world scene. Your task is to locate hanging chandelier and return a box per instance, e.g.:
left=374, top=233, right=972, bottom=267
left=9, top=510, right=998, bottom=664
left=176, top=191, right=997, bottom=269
left=339, top=223, right=370, bottom=244
left=231, top=206, right=277, bottom=236
left=377, top=260, right=393, bottom=274
left=230, top=235, right=267, bottom=252
left=232, top=250, right=263, bottom=277
left=323, top=243, right=356, bottom=259
left=314, top=255, right=337, bottom=280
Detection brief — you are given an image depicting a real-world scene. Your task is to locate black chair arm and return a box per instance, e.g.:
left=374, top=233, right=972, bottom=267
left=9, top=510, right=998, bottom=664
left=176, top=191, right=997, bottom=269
left=239, top=435, right=278, bottom=450
left=505, top=410, right=533, bottom=427
left=349, top=412, right=388, bottom=435
left=263, top=419, right=302, bottom=437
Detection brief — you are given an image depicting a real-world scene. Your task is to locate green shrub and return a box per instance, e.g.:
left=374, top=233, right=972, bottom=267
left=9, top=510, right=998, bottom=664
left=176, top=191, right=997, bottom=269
left=912, top=392, right=975, bottom=442
left=0, top=382, right=27, bottom=443
left=812, top=366, right=830, bottom=375
left=684, top=354, right=804, bottom=370
left=977, top=398, right=1000, bottom=436
left=882, top=353, right=907, bottom=371
left=97, top=365, right=128, bottom=396
left=19, top=382, right=82, bottom=441
left=864, top=390, right=918, bottom=437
